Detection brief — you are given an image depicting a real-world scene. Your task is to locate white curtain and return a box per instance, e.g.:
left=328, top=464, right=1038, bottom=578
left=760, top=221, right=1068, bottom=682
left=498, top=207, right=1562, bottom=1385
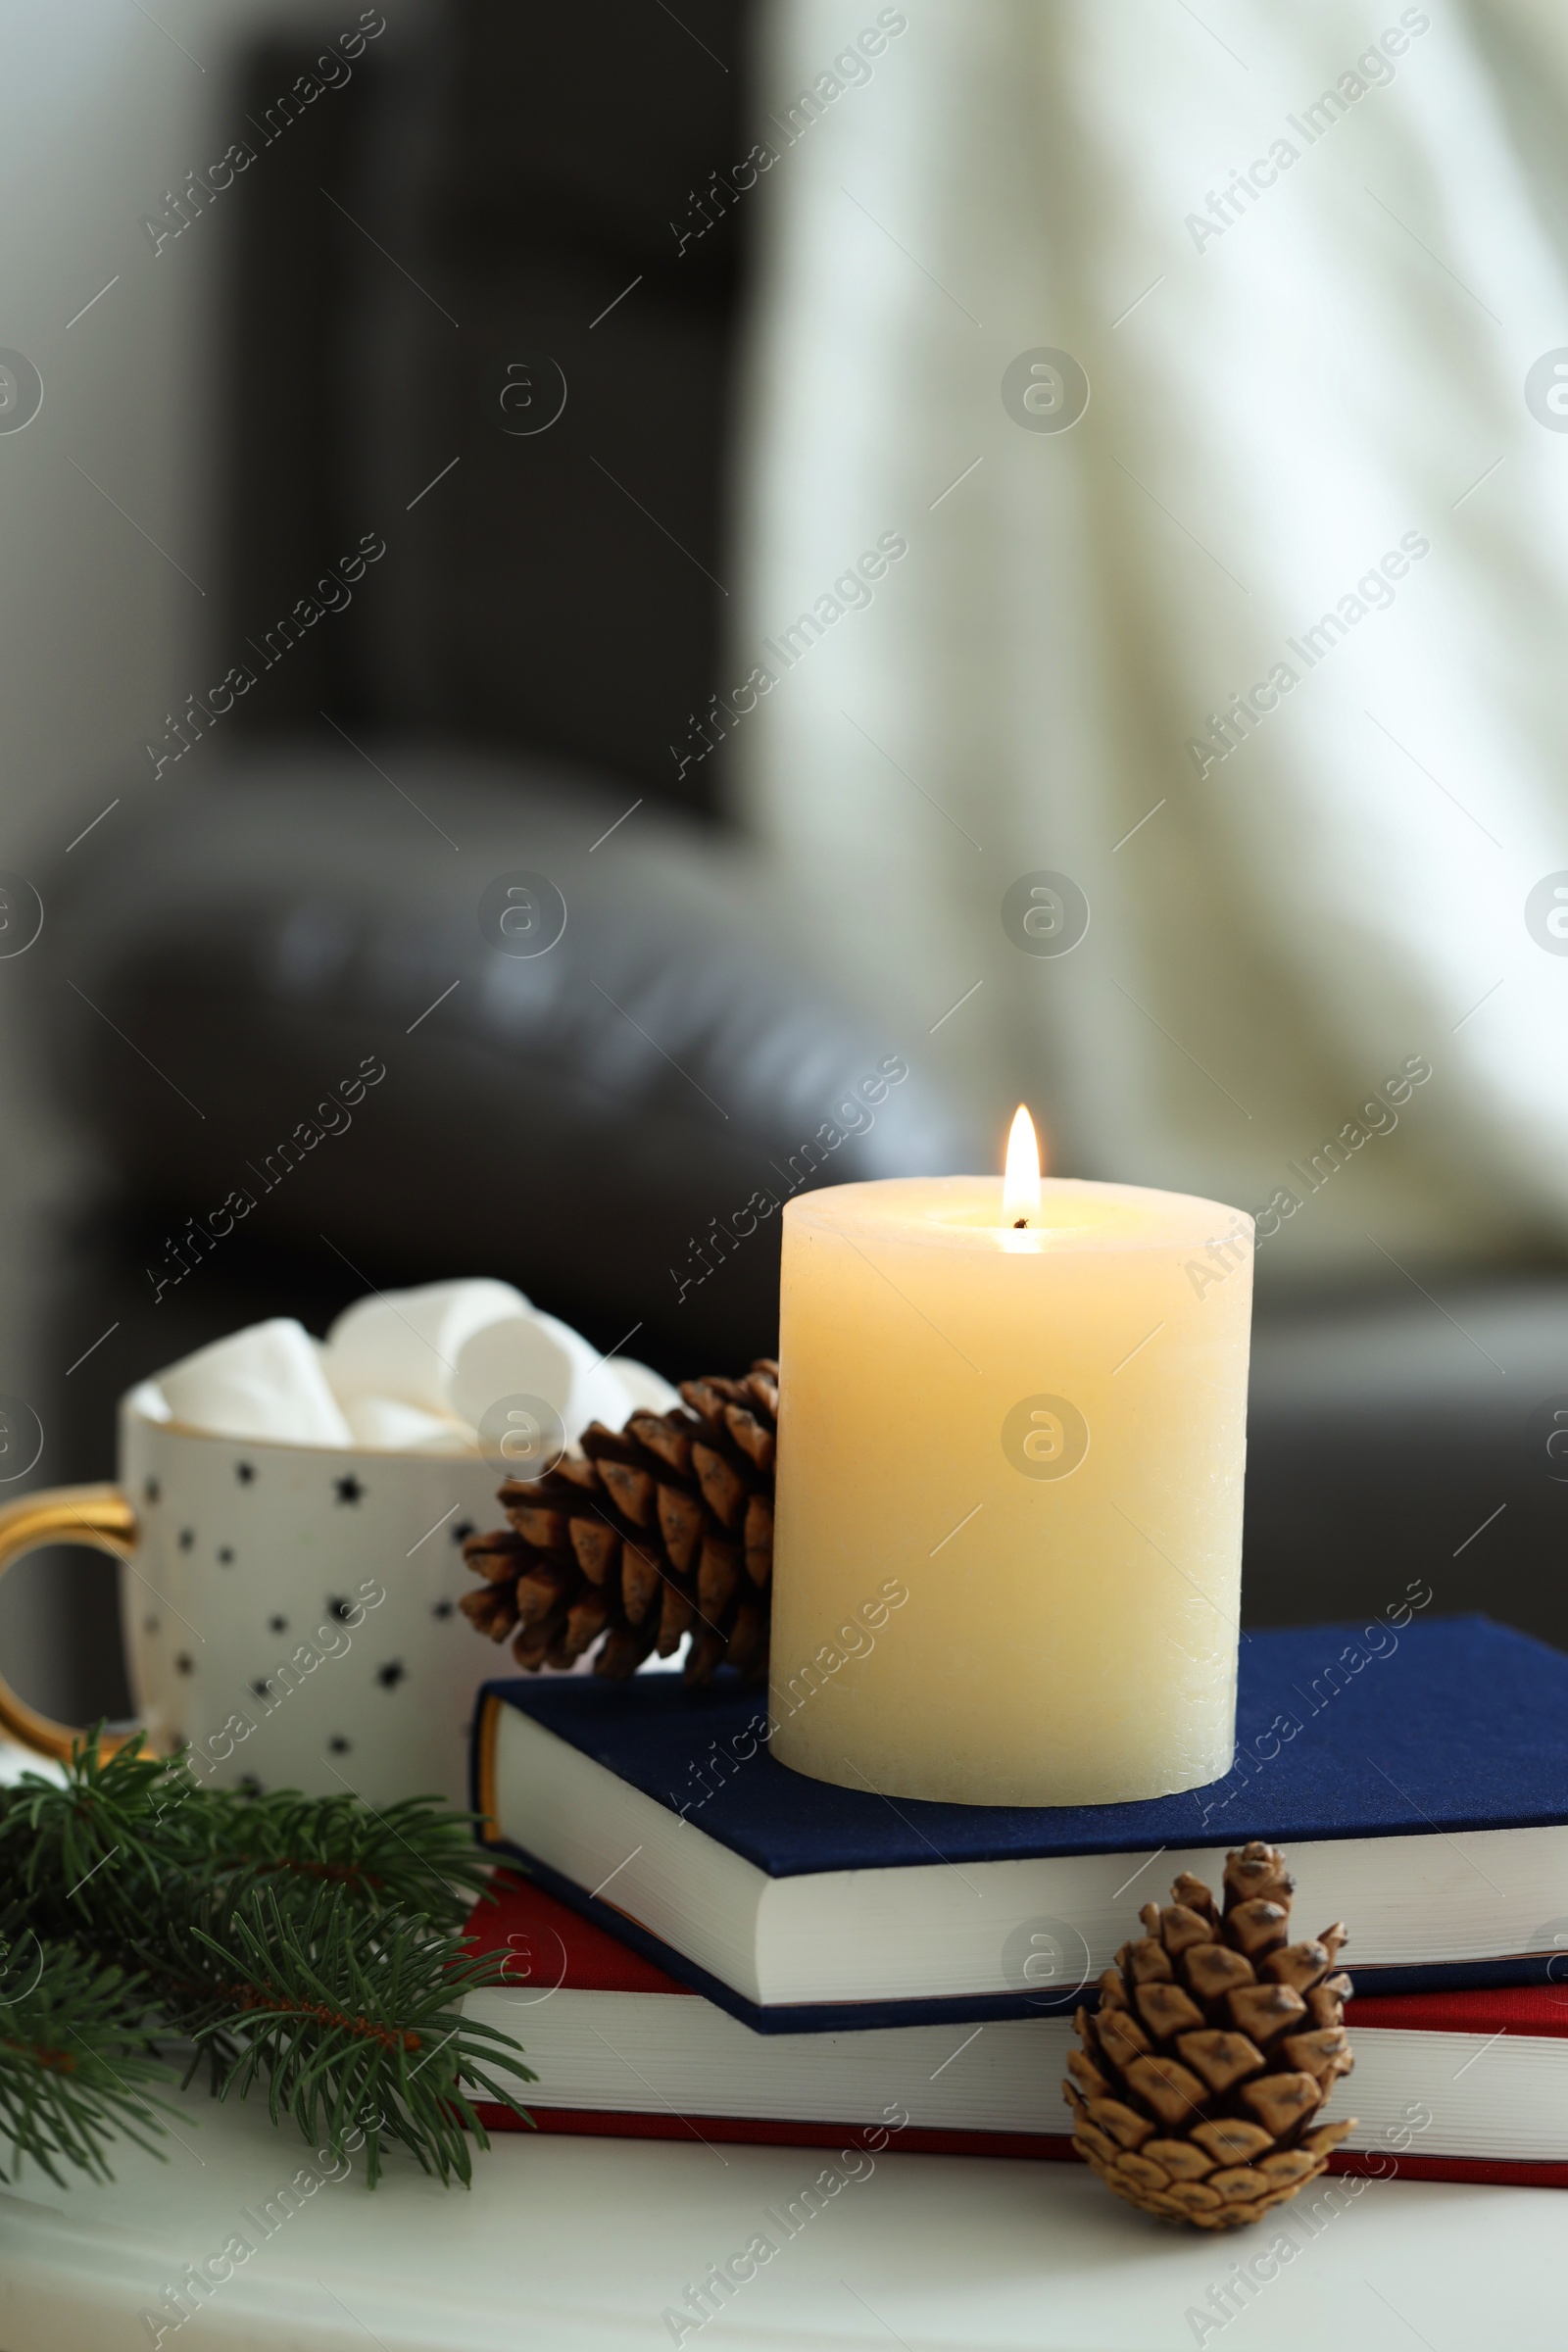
left=733, top=0, right=1568, bottom=1271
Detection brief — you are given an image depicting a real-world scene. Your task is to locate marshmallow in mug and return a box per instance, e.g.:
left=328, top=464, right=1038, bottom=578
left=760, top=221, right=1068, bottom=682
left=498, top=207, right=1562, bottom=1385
left=148, top=1279, right=677, bottom=1452
left=450, top=1309, right=637, bottom=1446
left=324, top=1279, right=528, bottom=1417
left=158, top=1319, right=354, bottom=1448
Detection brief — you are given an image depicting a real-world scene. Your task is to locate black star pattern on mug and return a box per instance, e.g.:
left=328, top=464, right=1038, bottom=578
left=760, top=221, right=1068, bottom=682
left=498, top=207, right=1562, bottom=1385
left=431, top=1599, right=455, bottom=1619
left=250, top=1679, right=270, bottom=1698
left=236, top=1774, right=263, bottom=1796
left=218, top=1546, right=234, bottom=1566
left=174, top=1653, right=194, bottom=1675
left=333, top=1474, right=365, bottom=1505
left=144, top=1616, right=160, bottom=1637
left=326, top=1596, right=354, bottom=1624
left=451, top=1521, right=475, bottom=1545
left=143, top=1477, right=161, bottom=1504
left=235, top=1461, right=256, bottom=1484
left=269, top=1614, right=287, bottom=1634
left=177, top=1529, right=195, bottom=1551
left=327, top=1737, right=351, bottom=1754
left=376, top=1661, right=406, bottom=1690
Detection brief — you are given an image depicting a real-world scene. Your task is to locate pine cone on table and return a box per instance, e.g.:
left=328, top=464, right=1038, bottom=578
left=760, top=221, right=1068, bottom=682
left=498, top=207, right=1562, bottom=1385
left=460, top=1360, right=776, bottom=1687
left=1066, top=1842, right=1357, bottom=2229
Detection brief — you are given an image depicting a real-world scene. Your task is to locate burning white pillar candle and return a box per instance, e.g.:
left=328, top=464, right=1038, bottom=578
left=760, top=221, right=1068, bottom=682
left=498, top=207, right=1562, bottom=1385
left=768, top=1112, right=1253, bottom=1806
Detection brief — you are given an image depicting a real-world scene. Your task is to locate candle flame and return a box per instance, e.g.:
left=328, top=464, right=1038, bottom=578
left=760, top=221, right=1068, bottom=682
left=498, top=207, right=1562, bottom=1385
left=1003, top=1104, right=1042, bottom=1225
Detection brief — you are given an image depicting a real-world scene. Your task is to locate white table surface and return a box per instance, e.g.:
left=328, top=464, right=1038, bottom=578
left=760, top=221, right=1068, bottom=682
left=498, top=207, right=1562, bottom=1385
left=0, top=2082, right=1562, bottom=2352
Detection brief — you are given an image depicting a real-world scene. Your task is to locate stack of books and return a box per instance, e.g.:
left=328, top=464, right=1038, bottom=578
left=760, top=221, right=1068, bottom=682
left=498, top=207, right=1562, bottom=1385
left=464, top=1615, right=1568, bottom=2186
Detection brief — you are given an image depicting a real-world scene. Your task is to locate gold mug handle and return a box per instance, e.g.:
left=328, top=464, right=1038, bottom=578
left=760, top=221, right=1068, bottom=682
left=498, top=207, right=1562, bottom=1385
left=0, top=1485, right=140, bottom=1761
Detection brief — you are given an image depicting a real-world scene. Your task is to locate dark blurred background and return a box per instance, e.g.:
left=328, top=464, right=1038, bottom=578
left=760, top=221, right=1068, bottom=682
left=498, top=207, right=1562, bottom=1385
left=4, top=0, right=985, bottom=1716
left=3, top=0, right=1567, bottom=1723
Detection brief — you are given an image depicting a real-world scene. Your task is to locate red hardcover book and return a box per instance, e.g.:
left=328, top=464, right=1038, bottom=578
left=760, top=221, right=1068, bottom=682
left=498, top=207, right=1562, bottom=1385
left=462, top=1873, right=1568, bottom=2186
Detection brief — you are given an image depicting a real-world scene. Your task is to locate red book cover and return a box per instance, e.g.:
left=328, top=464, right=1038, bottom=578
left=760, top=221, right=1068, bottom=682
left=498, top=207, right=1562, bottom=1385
left=464, top=1873, right=1568, bottom=2187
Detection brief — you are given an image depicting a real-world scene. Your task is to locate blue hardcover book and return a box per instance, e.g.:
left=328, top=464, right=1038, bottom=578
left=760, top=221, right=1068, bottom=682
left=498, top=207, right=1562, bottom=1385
left=472, top=1615, right=1568, bottom=2034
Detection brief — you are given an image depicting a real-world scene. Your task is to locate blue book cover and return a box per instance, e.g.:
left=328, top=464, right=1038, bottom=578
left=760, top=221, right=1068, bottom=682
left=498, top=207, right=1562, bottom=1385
left=473, top=1615, right=1568, bottom=2031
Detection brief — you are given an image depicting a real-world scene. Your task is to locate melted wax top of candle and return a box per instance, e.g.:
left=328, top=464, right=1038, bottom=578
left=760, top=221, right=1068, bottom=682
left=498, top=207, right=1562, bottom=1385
left=792, top=1176, right=1249, bottom=1254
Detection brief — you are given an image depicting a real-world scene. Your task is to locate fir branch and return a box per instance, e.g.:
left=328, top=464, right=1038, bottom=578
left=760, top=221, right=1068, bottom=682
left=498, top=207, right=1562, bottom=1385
left=0, top=1738, right=492, bottom=1942
left=191, top=1787, right=493, bottom=1926
left=0, top=1737, right=182, bottom=1943
left=0, top=1733, right=532, bottom=2189
left=194, top=1889, right=536, bottom=2187
left=0, top=1913, right=170, bottom=2187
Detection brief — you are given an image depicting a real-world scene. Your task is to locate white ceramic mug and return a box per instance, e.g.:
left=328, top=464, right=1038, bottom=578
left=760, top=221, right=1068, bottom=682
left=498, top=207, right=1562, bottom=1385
left=0, top=1381, right=513, bottom=1806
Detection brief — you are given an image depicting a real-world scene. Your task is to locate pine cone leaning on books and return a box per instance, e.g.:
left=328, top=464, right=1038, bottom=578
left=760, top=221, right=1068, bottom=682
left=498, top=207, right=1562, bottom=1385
left=460, top=1361, right=777, bottom=1687
left=1066, top=1841, right=1356, bottom=2229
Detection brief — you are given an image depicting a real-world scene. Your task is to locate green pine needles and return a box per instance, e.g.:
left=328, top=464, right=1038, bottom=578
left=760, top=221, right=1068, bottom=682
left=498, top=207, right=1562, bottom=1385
left=0, top=1734, right=534, bottom=2189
